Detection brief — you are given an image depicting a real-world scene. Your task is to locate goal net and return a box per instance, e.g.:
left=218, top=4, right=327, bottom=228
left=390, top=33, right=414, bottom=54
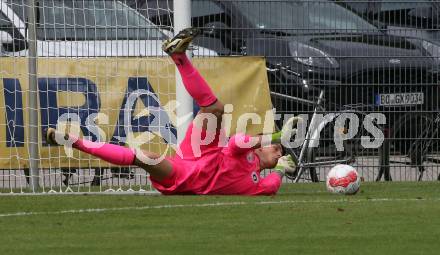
left=0, top=0, right=275, bottom=194
left=0, top=0, right=181, bottom=193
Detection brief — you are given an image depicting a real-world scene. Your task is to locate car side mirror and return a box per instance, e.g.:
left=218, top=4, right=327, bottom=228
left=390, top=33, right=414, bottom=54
left=203, top=22, right=229, bottom=37
left=371, top=20, right=388, bottom=32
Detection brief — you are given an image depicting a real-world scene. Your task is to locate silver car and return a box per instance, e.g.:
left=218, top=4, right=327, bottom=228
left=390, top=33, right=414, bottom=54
left=0, top=0, right=216, bottom=57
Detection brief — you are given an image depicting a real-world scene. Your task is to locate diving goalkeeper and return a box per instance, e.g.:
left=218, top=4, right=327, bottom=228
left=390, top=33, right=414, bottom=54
left=45, top=28, right=298, bottom=195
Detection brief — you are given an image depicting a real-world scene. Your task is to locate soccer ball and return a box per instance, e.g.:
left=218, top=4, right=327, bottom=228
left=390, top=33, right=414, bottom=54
left=326, top=164, right=360, bottom=195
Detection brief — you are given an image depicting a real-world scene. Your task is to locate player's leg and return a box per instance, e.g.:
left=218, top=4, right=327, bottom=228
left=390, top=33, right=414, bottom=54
left=163, top=28, right=224, bottom=130
left=45, top=128, right=173, bottom=181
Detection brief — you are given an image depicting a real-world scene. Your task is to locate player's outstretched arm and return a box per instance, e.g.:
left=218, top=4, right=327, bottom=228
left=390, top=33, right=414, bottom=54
left=233, top=116, right=302, bottom=153
left=227, top=114, right=302, bottom=154
left=227, top=134, right=266, bottom=154
left=227, top=132, right=289, bottom=155
left=271, top=116, right=302, bottom=144
left=254, top=173, right=282, bottom=195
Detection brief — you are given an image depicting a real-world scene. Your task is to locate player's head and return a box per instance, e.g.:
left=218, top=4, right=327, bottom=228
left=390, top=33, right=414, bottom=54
left=254, top=143, right=283, bottom=169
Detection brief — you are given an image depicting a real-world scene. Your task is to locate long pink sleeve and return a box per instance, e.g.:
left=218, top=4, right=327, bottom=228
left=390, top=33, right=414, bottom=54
left=227, top=133, right=256, bottom=155
left=254, top=173, right=282, bottom=195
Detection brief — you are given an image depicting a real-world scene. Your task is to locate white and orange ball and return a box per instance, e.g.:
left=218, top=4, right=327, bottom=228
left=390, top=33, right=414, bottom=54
left=326, top=164, right=360, bottom=195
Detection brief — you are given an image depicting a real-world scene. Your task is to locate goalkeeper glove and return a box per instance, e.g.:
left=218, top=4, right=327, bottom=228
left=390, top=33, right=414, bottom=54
left=273, top=154, right=296, bottom=175
left=271, top=116, right=302, bottom=144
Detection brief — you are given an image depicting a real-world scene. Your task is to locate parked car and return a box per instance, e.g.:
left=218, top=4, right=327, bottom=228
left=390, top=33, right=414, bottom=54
left=0, top=0, right=216, bottom=57
left=337, top=0, right=440, bottom=36
left=134, top=1, right=440, bottom=135
left=336, top=0, right=440, bottom=60
left=333, top=0, right=440, bottom=152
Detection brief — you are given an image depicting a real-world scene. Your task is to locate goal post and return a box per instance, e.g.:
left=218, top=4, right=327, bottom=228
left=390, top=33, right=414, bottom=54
left=27, top=0, right=40, bottom=191
left=173, top=0, right=193, bottom=144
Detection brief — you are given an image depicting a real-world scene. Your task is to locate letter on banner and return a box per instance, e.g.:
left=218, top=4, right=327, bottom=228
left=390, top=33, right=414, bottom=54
left=3, top=78, right=25, bottom=147
left=38, top=78, right=100, bottom=145
left=111, top=77, right=177, bottom=146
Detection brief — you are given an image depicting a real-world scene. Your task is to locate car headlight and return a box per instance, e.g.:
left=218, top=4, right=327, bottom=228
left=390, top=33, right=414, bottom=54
left=289, top=42, right=339, bottom=68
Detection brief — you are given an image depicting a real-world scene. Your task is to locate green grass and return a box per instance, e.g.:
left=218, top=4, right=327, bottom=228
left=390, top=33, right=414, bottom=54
left=0, top=182, right=439, bottom=255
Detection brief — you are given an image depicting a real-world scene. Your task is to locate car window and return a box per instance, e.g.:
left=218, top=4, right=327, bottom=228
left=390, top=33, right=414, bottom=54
left=6, top=0, right=166, bottom=40
left=6, top=0, right=30, bottom=28
left=0, top=7, right=28, bottom=52
left=380, top=0, right=430, bottom=12
left=139, top=1, right=225, bottom=28
left=233, top=0, right=378, bottom=33
left=191, top=0, right=228, bottom=29
left=374, top=0, right=434, bottom=28
left=192, top=1, right=224, bottom=17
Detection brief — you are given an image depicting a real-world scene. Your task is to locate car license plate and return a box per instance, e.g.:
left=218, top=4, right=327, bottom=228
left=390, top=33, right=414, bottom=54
left=375, top=92, right=424, bottom=106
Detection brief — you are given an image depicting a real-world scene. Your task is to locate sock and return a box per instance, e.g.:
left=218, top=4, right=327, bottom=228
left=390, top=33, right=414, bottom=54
left=171, top=53, right=217, bottom=107
left=72, top=138, right=135, bottom=166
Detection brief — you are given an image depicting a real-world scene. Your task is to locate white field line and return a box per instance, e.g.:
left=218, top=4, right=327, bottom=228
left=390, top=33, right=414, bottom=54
left=0, top=198, right=439, bottom=218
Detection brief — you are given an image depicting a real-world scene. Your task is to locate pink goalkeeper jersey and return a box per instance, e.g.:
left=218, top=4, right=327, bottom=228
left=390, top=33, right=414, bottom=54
left=150, top=124, right=282, bottom=195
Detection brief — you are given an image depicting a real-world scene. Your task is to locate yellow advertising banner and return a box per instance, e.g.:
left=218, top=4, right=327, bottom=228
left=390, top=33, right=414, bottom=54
left=0, top=57, right=274, bottom=169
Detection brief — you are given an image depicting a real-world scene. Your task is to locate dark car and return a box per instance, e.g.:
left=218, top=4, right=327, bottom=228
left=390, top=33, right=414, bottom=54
left=336, top=0, right=440, bottom=62
left=131, top=0, right=440, bottom=149
left=338, top=0, right=440, bottom=37
left=331, top=0, right=440, bottom=152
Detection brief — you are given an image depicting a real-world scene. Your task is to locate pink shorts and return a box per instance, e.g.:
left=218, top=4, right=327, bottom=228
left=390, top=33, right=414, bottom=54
left=150, top=122, right=226, bottom=194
